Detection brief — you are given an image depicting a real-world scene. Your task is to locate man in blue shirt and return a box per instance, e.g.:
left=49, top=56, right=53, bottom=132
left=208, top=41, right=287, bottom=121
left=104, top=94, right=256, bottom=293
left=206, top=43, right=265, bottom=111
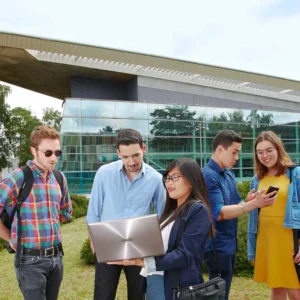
left=202, top=130, right=276, bottom=300
left=86, top=128, right=165, bottom=300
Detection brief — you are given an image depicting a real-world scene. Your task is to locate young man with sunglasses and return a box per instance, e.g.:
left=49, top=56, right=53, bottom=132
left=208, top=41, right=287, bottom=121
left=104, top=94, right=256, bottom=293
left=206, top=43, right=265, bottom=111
left=0, top=125, right=72, bottom=300
left=86, top=128, right=165, bottom=300
left=202, top=130, right=277, bottom=300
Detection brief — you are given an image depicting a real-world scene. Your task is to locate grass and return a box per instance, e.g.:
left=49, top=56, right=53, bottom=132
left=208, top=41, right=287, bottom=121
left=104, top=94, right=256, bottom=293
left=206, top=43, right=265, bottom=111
left=0, top=217, right=270, bottom=299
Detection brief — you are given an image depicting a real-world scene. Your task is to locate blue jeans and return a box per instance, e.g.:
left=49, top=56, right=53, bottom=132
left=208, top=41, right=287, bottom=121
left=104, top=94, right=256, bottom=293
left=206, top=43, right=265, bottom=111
left=204, top=251, right=235, bottom=300
left=146, top=274, right=165, bottom=300
left=15, top=253, right=63, bottom=300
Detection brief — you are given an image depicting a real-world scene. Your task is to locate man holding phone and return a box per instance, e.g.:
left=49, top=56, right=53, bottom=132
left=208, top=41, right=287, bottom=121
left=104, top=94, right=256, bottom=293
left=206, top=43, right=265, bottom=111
left=202, top=130, right=277, bottom=300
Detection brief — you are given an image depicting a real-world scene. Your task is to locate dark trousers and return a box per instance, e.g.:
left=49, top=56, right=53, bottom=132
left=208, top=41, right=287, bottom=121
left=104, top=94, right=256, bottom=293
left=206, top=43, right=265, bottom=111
left=94, top=262, right=145, bottom=300
left=15, top=253, right=63, bottom=300
left=204, top=251, right=235, bottom=300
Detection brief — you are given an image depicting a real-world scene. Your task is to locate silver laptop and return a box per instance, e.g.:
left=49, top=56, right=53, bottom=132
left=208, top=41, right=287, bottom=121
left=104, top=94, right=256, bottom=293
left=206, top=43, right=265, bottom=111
left=88, top=214, right=165, bottom=263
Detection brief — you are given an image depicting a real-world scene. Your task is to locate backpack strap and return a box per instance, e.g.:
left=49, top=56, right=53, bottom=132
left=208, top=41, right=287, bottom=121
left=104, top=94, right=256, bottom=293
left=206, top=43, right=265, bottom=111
left=14, top=165, right=34, bottom=267
left=9, top=166, right=34, bottom=225
left=52, top=169, right=64, bottom=196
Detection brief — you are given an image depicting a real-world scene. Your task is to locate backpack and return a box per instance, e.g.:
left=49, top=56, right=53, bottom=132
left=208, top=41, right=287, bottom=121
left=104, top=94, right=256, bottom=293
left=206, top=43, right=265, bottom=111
left=0, top=165, right=63, bottom=259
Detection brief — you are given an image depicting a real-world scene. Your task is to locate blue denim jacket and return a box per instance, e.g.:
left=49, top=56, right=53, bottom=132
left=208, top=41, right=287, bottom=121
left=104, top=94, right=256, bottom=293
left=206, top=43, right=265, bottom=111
left=247, top=166, right=300, bottom=260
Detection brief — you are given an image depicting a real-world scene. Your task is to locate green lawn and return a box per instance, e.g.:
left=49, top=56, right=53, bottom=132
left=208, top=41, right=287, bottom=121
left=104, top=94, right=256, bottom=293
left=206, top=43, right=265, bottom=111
left=0, top=217, right=270, bottom=299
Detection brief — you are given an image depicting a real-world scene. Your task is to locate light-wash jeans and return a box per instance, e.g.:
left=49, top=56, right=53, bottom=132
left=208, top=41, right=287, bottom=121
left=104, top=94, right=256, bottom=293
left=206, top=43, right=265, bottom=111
left=15, top=253, right=63, bottom=300
left=146, top=274, right=165, bottom=300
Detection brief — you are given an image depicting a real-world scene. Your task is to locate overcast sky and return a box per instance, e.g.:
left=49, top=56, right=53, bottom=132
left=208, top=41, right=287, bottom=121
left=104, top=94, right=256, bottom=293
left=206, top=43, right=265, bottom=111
left=1, top=0, right=300, bottom=117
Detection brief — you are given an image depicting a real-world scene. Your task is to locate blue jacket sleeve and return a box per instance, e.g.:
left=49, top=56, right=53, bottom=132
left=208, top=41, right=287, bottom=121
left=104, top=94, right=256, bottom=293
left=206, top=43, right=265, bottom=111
left=247, top=176, right=258, bottom=260
left=155, top=203, right=210, bottom=271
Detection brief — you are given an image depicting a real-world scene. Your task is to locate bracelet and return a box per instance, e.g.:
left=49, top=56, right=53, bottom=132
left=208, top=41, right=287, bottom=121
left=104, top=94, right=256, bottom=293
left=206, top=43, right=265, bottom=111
left=240, top=202, right=246, bottom=214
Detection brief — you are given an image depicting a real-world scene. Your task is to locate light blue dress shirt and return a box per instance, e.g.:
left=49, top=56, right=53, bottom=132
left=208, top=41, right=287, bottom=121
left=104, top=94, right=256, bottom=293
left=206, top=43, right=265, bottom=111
left=86, top=160, right=166, bottom=224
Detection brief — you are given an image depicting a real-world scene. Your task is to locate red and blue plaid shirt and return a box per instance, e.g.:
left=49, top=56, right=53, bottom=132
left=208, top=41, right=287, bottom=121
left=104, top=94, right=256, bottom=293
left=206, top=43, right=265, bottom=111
left=0, top=160, right=72, bottom=249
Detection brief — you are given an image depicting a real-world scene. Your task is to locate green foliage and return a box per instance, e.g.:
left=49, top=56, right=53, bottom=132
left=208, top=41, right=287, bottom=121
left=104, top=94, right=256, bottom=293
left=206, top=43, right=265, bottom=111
left=42, top=107, right=62, bottom=131
left=0, top=84, right=12, bottom=172
left=235, top=181, right=253, bottom=276
left=80, top=238, right=95, bottom=265
left=70, top=194, right=89, bottom=219
left=237, top=181, right=250, bottom=200
left=6, top=107, right=41, bottom=166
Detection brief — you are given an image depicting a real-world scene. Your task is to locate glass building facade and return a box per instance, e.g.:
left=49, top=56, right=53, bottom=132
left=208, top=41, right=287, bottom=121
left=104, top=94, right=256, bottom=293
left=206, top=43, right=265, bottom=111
left=58, top=99, right=300, bottom=194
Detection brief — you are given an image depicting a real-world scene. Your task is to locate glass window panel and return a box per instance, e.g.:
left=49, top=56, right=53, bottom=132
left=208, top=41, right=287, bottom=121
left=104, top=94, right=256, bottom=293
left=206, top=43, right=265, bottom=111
left=81, top=101, right=116, bottom=118
left=242, top=158, right=254, bottom=168
left=61, top=136, right=80, bottom=146
left=82, top=136, right=117, bottom=152
left=61, top=145, right=80, bottom=154
left=148, top=137, right=198, bottom=153
left=116, top=102, right=134, bottom=118
left=242, top=168, right=254, bottom=178
left=81, top=119, right=116, bottom=135
left=269, top=125, right=297, bottom=139
left=147, top=153, right=196, bottom=172
left=148, top=105, right=198, bottom=122
left=60, top=118, right=80, bottom=135
left=282, top=140, right=298, bottom=153
left=115, top=119, right=148, bottom=136
left=133, top=103, right=148, bottom=119
left=149, top=120, right=197, bottom=136
left=63, top=100, right=81, bottom=117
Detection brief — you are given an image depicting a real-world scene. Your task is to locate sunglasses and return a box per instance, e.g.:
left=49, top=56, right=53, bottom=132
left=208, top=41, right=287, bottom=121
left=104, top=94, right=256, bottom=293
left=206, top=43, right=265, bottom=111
left=37, top=149, right=63, bottom=158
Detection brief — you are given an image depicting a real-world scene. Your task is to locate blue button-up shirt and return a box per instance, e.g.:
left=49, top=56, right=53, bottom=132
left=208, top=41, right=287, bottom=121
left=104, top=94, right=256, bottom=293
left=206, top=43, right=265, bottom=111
left=202, top=158, right=242, bottom=255
left=86, top=160, right=166, bottom=224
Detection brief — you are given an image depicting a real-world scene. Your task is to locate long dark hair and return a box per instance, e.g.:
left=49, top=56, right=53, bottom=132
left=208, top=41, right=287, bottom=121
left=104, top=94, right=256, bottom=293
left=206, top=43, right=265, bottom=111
left=160, top=158, right=213, bottom=234
left=254, top=131, right=294, bottom=179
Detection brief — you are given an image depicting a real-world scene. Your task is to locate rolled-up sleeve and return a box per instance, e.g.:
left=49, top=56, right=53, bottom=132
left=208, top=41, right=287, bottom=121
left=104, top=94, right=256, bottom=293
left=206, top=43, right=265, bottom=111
left=59, top=173, right=72, bottom=220
left=203, top=173, right=224, bottom=221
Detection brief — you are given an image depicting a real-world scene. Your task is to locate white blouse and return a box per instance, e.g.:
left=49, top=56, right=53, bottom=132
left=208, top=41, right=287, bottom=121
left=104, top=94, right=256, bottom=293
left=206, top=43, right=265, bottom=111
left=140, top=217, right=175, bottom=277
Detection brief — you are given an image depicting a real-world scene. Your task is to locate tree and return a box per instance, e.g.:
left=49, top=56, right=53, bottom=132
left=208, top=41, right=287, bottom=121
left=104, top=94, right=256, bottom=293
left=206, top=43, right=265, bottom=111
left=42, top=107, right=62, bottom=131
left=6, top=107, right=41, bottom=166
left=149, top=105, right=197, bottom=153
left=0, top=84, right=12, bottom=172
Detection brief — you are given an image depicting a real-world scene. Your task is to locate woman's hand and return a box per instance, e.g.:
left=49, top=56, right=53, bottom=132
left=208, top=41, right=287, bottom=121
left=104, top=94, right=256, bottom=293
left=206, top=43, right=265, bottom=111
left=123, top=258, right=144, bottom=267
left=254, top=189, right=277, bottom=208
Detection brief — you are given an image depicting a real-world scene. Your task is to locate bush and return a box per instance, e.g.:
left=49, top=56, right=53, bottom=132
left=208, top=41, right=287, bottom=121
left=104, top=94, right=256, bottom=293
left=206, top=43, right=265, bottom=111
left=70, top=194, right=89, bottom=220
left=235, top=181, right=254, bottom=276
left=80, top=238, right=95, bottom=265
left=0, top=238, right=5, bottom=252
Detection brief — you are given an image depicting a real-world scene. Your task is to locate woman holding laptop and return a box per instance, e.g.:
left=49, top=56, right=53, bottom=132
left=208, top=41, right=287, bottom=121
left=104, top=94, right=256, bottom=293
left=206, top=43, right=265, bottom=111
left=111, top=157, right=212, bottom=300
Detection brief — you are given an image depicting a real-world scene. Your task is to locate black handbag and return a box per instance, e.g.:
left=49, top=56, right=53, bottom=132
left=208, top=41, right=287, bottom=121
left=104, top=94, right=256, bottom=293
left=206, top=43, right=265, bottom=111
left=171, top=202, right=226, bottom=300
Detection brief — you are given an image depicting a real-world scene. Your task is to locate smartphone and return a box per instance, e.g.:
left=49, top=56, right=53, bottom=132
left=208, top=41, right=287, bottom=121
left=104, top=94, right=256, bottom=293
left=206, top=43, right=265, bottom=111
left=265, top=185, right=279, bottom=197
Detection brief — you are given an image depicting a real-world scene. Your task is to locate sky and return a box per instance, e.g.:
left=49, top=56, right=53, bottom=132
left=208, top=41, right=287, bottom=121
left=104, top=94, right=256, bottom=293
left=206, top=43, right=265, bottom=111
left=1, top=0, right=300, bottom=118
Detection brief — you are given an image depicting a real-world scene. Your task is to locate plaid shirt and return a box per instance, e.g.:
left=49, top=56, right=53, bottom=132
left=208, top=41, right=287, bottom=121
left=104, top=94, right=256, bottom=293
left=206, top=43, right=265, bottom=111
left=0, top=160, right=72, bottom=249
